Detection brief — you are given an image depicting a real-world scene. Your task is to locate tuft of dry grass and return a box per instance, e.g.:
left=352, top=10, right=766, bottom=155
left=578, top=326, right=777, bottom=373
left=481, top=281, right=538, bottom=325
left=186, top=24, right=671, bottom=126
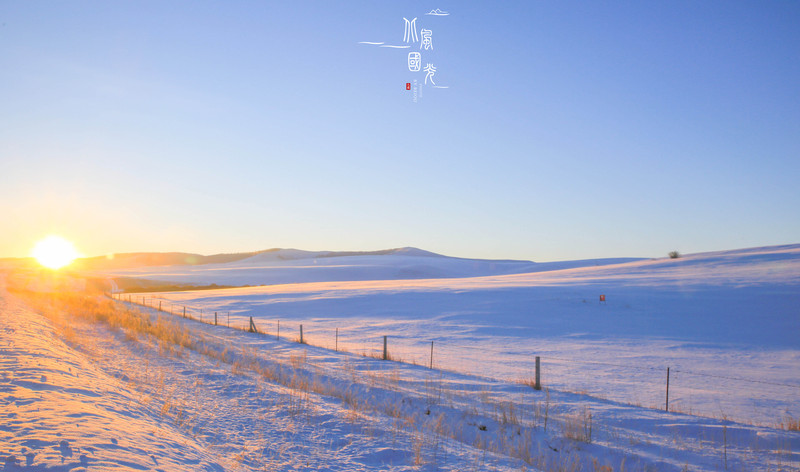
left=591, top=458, right=613, bottom=472
left=411, top=432, right=425, bottom=465
left=289, top=351, right=307, bottom=369
left=779, top=414, right=800, bottom=431
left=563, top=405, right=592, bottom=443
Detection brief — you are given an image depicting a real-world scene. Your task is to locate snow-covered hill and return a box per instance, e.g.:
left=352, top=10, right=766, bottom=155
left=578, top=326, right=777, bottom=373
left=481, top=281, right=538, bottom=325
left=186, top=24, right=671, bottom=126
left=3, top=244, right=800, bottom=471
left=4, top=264, right=799, bottom=471
left=90, top=246, right=643, bottom=287
left=137, top=244, right=800, bottom=426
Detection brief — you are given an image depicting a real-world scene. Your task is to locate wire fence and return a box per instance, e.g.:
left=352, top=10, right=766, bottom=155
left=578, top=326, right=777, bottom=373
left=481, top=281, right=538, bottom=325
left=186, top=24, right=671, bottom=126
left=112, top=292, right=800, bottom=426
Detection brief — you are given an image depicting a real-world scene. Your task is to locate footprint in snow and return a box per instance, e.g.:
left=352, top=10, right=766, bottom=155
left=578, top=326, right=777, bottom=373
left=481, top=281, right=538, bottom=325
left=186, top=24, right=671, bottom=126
left=20, top=448, right=34, bottom=466
left=59, top=439, right=73, bottom=458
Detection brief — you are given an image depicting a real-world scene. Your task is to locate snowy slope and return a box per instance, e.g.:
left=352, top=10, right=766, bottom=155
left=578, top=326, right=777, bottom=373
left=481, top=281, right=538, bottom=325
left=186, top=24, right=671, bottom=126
left=136, top=245, right=800, bottom=425
left=3, top=244, right=800, bottom=471
left=0, top=280, right=224, bottom=471
left=91, top=247, right=641, bottom=287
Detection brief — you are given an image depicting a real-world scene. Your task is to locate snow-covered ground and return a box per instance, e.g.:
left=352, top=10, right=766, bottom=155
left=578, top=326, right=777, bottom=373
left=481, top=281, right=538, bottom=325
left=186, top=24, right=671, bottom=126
left=124, top=245, right=800, bottom=426
left=96, top=247, right=640, bottom=286
left=3, top=245, right=799, bottom=471
left=2, top=267, right=799, bottom=471
left=0, top=278, right=224, bottom=471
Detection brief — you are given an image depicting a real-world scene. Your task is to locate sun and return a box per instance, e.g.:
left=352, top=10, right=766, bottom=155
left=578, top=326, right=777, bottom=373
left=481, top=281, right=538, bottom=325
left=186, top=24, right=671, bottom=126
left=31, top=235, right=81, bottom=269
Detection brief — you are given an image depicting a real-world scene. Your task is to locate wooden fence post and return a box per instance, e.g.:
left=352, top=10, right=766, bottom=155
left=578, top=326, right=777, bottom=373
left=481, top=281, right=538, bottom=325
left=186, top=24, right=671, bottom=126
left=158, top=300, right=162, bottom=312
left=383, top=335, right=388, bottom=360
left=214, top=312, right=218, bottom=326
left=249, top=316, right=256, bottom=333
left=534, top=356, right=541, bottom=390
left=666, top=367, right=670, bottom=412
left=299, top=324, right=304, bottom=344
left=183, top=306, right=186, bottom=318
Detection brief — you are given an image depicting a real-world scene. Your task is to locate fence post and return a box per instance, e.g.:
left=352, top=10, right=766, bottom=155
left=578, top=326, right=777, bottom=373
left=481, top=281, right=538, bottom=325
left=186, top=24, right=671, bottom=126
left=183, top=306, right=186, bottom=318
left=214, top=312, right=218, bottom=326
left=299, top=324, right=304, bottom=344
left=158, top=300, right=162, bottom=312
left=430, top=341, right=434, bottom=369
left=383, top=335, right=388, bottom=360
left=335, top=328, right=338, bottom=352
left=249, top=316, right=256, bottom=333
left=534, top=356, right=542, bottom=390
left=666, top=367, right=670, bottom=412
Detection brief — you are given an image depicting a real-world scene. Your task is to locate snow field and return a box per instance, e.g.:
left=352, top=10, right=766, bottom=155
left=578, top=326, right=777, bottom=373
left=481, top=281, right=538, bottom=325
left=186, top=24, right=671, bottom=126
left=2, top=285, right=545, bottom=470
left=109, top=290, right=800, bottom=470
left=4, top=277, right=800, bottom=471
left=0, top=281, right=224, bottom=471
left=132, top=251, right=800, bottom=427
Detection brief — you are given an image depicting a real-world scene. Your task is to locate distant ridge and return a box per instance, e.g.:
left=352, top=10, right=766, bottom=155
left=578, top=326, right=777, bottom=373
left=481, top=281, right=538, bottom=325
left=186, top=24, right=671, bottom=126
left=71, top=247, right=464, bottom=271
left=241, top=247, right=537, bottom=264
left=72, top=243, right=800, bottom=288
left=242, top=247, right=444, bottom=262
left=71, top=251, right=265, bottom=271
left=69, top=247, right=447, bottom=271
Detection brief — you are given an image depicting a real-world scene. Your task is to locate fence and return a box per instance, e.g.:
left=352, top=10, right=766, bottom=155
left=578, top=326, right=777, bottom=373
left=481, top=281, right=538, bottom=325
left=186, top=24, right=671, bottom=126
left=110, top=292, right=800, bottom=426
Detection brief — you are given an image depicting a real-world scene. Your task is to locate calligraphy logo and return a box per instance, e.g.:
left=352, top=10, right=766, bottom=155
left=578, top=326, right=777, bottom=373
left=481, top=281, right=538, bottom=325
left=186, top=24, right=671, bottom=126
left=408, top=52, right=421, bottom=72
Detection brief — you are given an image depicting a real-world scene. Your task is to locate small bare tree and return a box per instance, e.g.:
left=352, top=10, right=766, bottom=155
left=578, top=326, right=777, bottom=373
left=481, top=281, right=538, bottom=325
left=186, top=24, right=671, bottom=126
left=669, top=251, right=681, bottom=259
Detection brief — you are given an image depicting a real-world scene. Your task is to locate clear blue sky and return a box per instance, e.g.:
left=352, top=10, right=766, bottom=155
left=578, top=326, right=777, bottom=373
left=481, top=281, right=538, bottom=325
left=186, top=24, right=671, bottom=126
left=1, top=1, right=798, bottom=261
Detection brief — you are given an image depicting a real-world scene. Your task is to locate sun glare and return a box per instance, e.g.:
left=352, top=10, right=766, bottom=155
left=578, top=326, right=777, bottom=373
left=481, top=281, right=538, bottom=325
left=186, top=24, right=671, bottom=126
left=31, top=235, right=81, bottom=269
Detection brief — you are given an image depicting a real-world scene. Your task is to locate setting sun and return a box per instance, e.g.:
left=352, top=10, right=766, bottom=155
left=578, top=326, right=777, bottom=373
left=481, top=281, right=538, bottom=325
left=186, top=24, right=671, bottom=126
left=31, top=235, right=81, bottom=269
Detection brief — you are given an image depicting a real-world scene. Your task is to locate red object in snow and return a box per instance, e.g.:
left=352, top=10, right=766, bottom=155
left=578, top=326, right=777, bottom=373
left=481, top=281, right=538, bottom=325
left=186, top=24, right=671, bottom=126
left=600, top=294, right=606, bottom=302
left=406, top=83, right=411, bottom=90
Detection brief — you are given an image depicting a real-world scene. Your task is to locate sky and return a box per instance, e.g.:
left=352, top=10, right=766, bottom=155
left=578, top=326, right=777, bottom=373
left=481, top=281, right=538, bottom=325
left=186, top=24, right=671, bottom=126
left=1, top=1, right=798, bottom=262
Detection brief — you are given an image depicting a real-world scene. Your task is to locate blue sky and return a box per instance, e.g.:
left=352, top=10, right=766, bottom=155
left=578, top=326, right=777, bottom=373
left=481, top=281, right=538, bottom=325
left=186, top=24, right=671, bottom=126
left=1, top=1, right=798, bottom=261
